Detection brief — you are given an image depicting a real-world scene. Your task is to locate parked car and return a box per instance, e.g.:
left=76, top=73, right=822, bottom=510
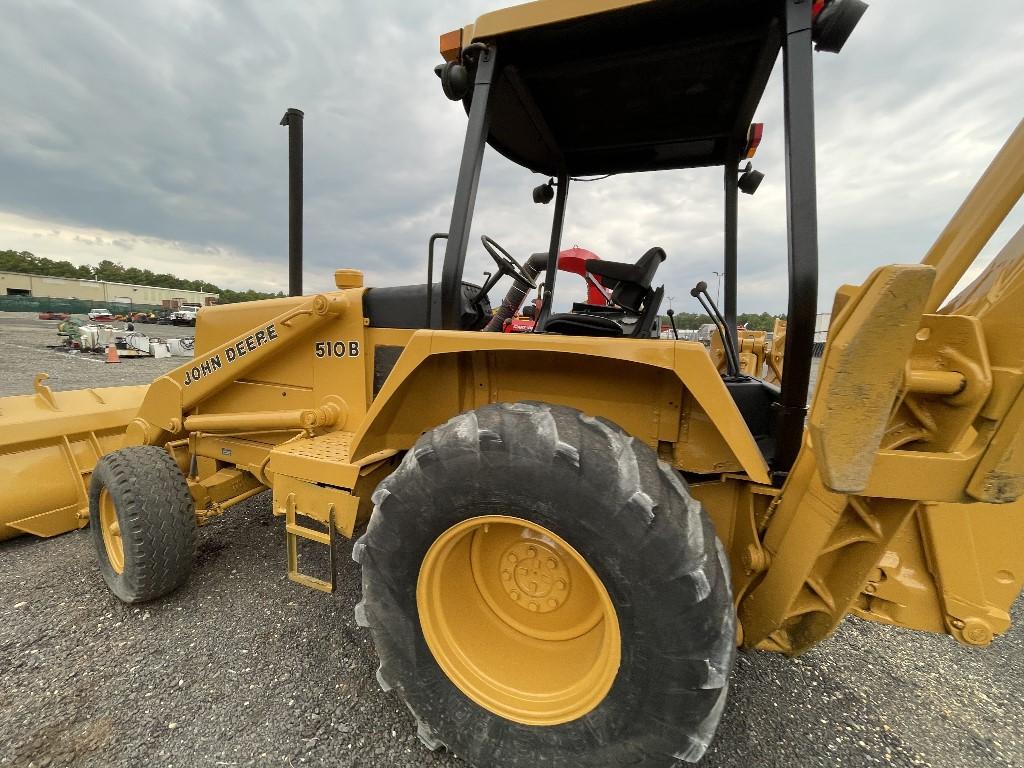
left=37, top=311, right=70, bottom=321
left=171, top=306, right=199, bottom=326
left=87, top=308, right=114, bottom=322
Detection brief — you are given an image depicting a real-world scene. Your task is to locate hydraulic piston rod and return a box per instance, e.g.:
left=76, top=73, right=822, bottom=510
left=183, top=403, right=343, bottom=434
left=905, top=369, right=966, bottom=397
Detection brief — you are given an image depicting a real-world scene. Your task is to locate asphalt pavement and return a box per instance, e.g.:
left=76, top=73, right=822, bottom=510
left=1, top=312, right=1021, bottom=768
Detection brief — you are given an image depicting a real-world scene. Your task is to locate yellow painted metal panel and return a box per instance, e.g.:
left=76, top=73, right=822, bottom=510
left=921, top=119, right=1024, bottom=312
left=0, top=380, right=146, bottom=540
left=266, top=432, right=358, bottom=489
left=807, top=264, right=935, bottom=494
left=469, top=0, right=652, bottom=41
left=349, top=331, right=770, bottom=484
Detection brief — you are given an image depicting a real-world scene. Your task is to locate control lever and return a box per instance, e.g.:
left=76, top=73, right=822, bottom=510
left=472, top=271, right=498, bottom=304
left=666, top=309, right=679, bottom=340
left=690, top=281, right=740, bottom=377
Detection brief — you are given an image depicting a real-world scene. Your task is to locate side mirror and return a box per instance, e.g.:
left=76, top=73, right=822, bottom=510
left=434, top=61, right=470, bottom=101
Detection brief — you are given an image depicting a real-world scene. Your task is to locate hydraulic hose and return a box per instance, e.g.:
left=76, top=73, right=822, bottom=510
left=483, top=253, right=547, bottom=331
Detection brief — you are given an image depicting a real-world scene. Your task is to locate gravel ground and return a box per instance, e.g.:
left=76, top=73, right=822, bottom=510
left=1, top=311, right=1021, bottom=768
left=0, top=314, right=196, bottom=395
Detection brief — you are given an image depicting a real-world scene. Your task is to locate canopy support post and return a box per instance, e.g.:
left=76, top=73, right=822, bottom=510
left=437, top=46, right=497, bottom=330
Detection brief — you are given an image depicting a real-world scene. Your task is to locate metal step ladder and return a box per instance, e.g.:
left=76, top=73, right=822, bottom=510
left=283, top=491, right=336, bottom=593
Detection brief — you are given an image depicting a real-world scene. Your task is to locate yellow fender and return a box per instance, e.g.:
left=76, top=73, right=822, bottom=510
left=349, top=330, right=771, bottom=485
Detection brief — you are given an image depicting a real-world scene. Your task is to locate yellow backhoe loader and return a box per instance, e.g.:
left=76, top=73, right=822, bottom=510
left=2, top=1, right=1023, bottom=765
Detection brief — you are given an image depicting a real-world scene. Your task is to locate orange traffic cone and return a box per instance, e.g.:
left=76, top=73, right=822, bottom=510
left=105, top=343, right=120, bottom=364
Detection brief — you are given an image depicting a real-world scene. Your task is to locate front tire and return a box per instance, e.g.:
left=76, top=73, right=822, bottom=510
left=89, top=446, right=196, bottom=604
left=354, top=402, right=735, bottom=767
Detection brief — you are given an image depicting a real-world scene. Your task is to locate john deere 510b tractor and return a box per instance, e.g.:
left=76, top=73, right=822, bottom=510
left=2, top=1, right=1023, bottom=766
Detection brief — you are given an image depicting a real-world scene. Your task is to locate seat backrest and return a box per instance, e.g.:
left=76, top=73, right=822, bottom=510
left=587, top=247, right=666, bottom=313
left=630, top=285, right=665, bottom=338
left=612, top=282, right=646, bottom=314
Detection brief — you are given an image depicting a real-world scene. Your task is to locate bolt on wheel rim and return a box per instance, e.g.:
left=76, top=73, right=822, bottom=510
left=417, top=515, right=621, bottom=726
left=98, top=488, right=125, bottom=574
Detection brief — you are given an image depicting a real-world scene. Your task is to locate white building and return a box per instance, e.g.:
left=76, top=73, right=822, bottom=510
left=0, top=271, right=218, bottom=308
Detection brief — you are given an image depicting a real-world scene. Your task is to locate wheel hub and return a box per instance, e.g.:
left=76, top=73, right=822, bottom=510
left=501, top=540, right=569, bottom=612
left=98, top=488, right=125, bottom=574
left=417, top=515, right=620, bottom=726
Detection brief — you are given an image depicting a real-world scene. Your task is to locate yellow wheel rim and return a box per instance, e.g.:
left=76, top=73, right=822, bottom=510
left=98, top=488, right=125, bottom=574
left=417, top=515, right=621, bottom=726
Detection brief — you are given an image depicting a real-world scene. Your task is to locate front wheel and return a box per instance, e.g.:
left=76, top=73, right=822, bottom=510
left=89, top=446, right=196, bottom=604
left=354, top=402, right=735, bottom=767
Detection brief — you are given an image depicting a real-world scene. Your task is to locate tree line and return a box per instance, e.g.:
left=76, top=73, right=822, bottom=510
left=2, top=250, right=787, bottom=325
left=0, top=250, right=284, bottom=304
left=661, top=310, right=784, bottom=331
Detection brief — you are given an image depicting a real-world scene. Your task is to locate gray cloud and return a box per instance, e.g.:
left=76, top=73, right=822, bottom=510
left=1, top=0, right=1021, bottom=312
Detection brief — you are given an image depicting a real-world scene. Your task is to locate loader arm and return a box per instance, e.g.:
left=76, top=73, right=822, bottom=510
left=126, top=293, right=350, bottom=447
left=0, top=292, right=358, bottom=542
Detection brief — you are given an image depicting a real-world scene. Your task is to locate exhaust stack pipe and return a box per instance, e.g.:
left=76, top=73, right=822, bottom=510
left=280, top=107, right=304, bottom=297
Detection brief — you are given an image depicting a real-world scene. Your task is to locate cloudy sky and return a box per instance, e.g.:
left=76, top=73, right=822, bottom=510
left=1, top=1, right=1021, bottom=313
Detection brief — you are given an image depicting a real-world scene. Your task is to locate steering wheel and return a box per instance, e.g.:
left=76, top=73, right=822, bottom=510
left=481, top=235, right=536, bottom=288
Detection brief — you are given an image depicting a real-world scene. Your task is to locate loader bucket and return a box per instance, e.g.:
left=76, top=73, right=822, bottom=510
left=0, top=375, right=146, bottom=541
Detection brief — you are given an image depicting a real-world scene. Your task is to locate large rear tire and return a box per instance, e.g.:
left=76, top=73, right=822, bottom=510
left=354, top=402, right=735, bottom=767
left=89, top=446, right=196, bottom=604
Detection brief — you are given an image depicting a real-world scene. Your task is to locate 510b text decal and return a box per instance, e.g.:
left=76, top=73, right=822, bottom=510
left=314, top=340, right=360, bottom=358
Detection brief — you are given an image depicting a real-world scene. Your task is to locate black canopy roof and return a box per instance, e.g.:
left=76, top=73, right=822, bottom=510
left=465, top=0, right=782, bottom=176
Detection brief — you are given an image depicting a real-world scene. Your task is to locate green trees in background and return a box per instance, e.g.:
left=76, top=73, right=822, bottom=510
left=660, top=310, right=784, bottom=331
left=1, top=250, right=787, bottom=322
left=736, top=312, right=784, bottom=331
left=0, top=250, right=285, bottom=304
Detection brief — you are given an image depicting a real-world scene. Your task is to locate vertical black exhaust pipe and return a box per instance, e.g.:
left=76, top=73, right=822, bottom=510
left=280, top=107, right=304, bottom=297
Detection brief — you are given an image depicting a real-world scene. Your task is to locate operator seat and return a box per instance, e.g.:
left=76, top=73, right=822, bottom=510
left=545, top=247, right=666, bottom=337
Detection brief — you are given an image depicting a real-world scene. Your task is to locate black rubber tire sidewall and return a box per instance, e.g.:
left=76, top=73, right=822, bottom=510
left=89, top=445, right=196, bottom=604
left=356, top=402, right=735, bottom=767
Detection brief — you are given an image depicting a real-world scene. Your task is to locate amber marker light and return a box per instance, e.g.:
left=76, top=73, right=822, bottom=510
left=744, top=123, right=764, bottom=159
left=440, top=28, right=462, bottom=62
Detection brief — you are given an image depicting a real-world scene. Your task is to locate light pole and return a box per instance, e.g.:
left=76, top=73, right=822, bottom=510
left=712, top=271, right=724, bottom=308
